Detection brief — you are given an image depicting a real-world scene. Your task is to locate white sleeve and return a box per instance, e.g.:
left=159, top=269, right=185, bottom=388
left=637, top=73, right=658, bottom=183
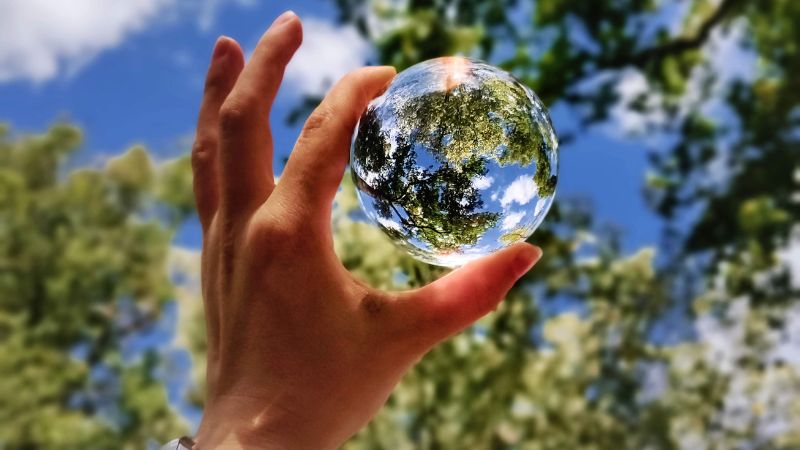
left=159, top=437, right=195, bottom=450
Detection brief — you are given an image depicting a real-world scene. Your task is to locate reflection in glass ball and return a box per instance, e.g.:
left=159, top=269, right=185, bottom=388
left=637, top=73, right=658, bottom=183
left=351, top=57, right=558, bottom=267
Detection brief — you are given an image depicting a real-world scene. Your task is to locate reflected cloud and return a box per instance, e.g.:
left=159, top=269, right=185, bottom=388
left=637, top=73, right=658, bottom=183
left=501, top=211, right=525, bottom=230
left=500, top=175, right=538, bottom=207
left=377, top=216, right=402, bottom=231
left=472, top=175, right=494, bottom=190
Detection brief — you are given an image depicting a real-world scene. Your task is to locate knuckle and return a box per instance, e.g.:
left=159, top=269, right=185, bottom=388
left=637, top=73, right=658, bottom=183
left=246, top=216, right=305, bottom=257
left=218, top=99, right=253, bottom=134
left=191, top=137, right=217, bottom=170
left=203, top=70, right=227, bottom=95
left=299, top=104, right=353, bottom=150
left=301, top=105, right=335, bottom=137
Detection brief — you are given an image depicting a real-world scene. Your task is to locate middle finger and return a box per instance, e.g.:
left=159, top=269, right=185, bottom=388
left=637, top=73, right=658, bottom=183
left=217, top=11, right=302, bottom=216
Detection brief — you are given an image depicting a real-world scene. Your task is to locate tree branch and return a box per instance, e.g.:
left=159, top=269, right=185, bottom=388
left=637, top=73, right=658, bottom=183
left=391, top=203, right=448, bottom=236
left=353, top=170, right=447, bottom=236
left=599, top=0, right=742, bottom=69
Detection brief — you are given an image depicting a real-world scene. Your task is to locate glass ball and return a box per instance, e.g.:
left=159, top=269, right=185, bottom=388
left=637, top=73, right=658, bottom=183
left=351, top=57, right=558, bottom=267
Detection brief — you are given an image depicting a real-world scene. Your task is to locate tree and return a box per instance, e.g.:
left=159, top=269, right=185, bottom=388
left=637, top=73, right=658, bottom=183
left=0, top=124, right=192, bottom=449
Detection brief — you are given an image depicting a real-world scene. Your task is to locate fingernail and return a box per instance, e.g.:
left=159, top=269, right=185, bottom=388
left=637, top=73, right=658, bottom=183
left=271, top=10, right=296, bottom=28
left=212, top=36, right=229, bottom=60
left=513, top=245, right=542, bottom=278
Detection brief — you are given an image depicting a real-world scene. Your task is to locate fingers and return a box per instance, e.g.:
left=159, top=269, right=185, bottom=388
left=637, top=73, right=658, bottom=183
left=274, top=66, right=396, bottom=228
left=218, top=11, right=302, bottom=215
left=395, top=243, right=542, bottom=350
left=192, top=36, right=244, bottom=231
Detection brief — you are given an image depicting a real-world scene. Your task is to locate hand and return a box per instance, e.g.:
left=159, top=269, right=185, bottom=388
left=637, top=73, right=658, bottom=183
left=190, top=11, right=542, bottom=450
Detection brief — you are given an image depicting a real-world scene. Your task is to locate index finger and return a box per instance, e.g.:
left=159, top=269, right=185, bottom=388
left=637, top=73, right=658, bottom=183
left=274, top=66, right=396, bottom=227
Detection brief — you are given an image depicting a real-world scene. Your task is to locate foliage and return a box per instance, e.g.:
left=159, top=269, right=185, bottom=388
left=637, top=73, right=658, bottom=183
left=0, top=125, right=192, bottom=449
left=354, top=108, right=500, bottom=251
left=393, top=70, right=557, bottom=196
left=392, top=74, right=545, bottom=169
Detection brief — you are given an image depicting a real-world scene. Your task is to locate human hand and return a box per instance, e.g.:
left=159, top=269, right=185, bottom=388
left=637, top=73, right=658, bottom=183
left=190, top=11, right=542, bottom=450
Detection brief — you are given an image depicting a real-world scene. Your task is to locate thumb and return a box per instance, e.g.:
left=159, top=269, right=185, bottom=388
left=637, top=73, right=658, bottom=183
left=395, top=243, right=542, bottom=350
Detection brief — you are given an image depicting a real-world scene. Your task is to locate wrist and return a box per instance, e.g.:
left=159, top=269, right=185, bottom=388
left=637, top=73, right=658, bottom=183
left=194, top=393, right=343, bottom=450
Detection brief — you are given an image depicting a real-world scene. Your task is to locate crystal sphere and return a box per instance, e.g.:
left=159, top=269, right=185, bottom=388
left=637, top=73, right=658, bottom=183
left=351, top=57, right=558, bottom=267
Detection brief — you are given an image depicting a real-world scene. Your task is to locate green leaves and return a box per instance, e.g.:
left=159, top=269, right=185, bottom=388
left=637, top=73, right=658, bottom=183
left=0, top=125, right=187, bottom=448
left=393, top=78, right=538, bottom=166
left=353, top=105, right=501, bottom=251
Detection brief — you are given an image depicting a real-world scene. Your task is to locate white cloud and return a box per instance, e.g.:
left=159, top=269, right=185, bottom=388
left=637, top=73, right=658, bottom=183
left=0, top=0, right=254, bottom=83
left=0, top=0, right=178, bottom=83
left=284, top=18, right=371, bottom=96
left=501, top=211, right=525, bottom=230
left=500, top=176, right=537, bottom=207
left=196, top=0, right=255, bottom=32
left=677, top=19, right=753, bottom=120
left=471, top=175, right=494, bottom=190
left=168, top=245, right=202, bottom=282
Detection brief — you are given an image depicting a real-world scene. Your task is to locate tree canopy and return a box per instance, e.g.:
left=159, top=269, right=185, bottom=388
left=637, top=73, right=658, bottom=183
left=0, top=125, right=191, bottom=449
left=353, top=107, right=500, bottom=253
left=352, top=59, right=557, bottom=256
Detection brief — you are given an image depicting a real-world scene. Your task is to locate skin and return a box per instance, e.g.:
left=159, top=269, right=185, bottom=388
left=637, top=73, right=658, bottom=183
left=191, top=11, right=543, bottom=449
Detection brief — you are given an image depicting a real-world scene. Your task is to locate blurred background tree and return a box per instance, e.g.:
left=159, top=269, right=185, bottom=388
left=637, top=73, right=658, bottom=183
left=0, top=125, right=192, bottom=448
left=1, top=0, right=799, bottom=448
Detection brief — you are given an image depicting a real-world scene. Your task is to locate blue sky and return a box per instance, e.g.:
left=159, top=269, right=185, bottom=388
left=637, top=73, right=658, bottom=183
left=0, top=0, right=663, bottom=254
